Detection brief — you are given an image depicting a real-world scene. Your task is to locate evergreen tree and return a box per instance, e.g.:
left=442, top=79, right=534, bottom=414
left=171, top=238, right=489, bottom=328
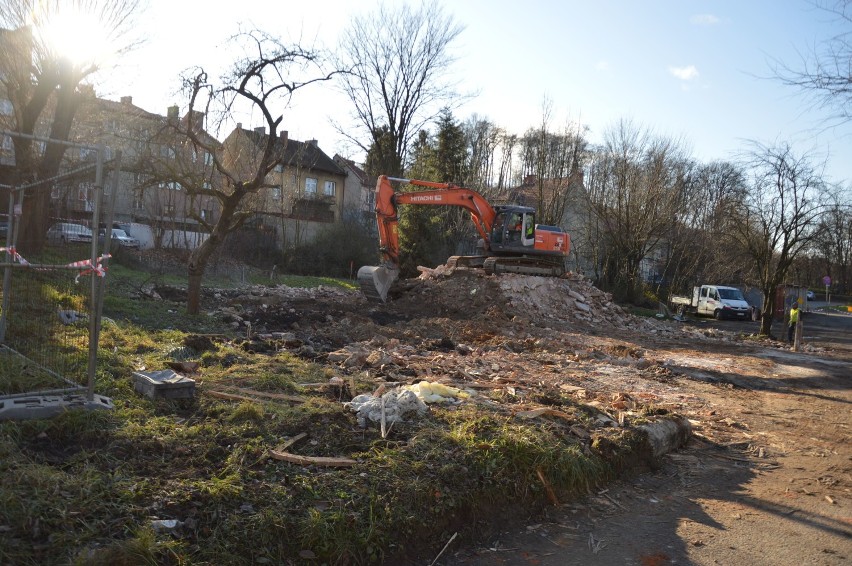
left=396, top=110, right=472, bottom=275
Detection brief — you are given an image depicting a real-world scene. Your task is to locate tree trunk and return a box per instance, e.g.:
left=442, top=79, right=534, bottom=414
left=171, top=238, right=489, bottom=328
left=759, top=286, right=777, bottom=337
left=186, top=192, right=241, bottom=314
left=186, top=233, right=220, bottom=315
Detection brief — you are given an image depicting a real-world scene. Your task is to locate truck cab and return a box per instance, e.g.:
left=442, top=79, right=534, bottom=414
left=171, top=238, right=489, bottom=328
left=696, top=285, right=751, bottom=320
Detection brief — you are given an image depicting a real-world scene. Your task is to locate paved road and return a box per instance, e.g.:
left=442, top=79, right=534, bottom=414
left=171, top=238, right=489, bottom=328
left=685, top=304, right=852, bottom=354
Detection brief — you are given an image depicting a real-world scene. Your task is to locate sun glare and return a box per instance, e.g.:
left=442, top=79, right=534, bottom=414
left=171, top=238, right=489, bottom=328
left=34, top=9, right=113, bottom=67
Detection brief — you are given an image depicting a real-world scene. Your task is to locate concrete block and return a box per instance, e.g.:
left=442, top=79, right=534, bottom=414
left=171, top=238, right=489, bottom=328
left=133, top=369, right=196, bottom=400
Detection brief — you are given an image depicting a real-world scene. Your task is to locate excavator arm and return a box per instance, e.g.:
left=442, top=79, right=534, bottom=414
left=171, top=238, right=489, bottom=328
left=358, top=175, right=571, bottom=303
left=358, top=175, right=498, bottom=302
left=373, top=175, right=496, bottom=265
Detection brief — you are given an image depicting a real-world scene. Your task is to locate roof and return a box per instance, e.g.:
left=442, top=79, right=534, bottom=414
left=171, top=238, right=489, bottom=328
left=240, top=128, right=345, bottom=176
left=334, top=155, right=375, bottom=186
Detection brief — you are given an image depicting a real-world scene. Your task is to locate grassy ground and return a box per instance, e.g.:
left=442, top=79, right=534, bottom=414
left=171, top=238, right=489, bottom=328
left=0, top=256, right=660, bottom=565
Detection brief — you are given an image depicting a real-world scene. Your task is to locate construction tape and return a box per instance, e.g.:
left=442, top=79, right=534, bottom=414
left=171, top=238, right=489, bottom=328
left=0, top=246, right=30, bottom=265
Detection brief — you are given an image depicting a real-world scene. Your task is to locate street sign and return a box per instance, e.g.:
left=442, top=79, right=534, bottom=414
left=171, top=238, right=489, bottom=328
left=822, top=275, right=831, bottom=286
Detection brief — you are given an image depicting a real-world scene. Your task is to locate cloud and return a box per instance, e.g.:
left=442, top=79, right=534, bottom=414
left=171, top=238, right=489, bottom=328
left=595, top=60, right=610, bottom=71
left=690, top=14, right=719, bottom=25
left=668, top=65, right=699, bottom=81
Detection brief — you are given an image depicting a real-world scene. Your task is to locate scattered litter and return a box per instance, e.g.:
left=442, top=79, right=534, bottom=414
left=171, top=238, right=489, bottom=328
left=588, top=533, right=607, bottom=554
left=151, top=519, right=181, bottom=533
left=58, top=310, right=86, bottom=325
left=404, top=380, right=470, bottom=404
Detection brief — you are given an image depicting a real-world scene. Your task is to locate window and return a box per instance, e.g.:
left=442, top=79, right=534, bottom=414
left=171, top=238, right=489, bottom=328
left=0, top=99, right=12, bottom=116
left=77, top=183, right=93, bottom=201
left=164, top=202, right=176, bottom=216
left=202, top=181, right=212, bottom=191
left=133, top=190, right=144, bottom=210
left=203, top=151, right=213, bottom=165
left=161, top=145, right=176, bottom=159
left=1, top=135, right=12, bottom=151
left=51, top=184, right=60, bottom=199
left=324, top=181, right=336, bottom=196
left=305, top=177, right=317, bottom=195
left=271, top=185, right=282, bottom=201
left=274, top=163, right=284, bottom=173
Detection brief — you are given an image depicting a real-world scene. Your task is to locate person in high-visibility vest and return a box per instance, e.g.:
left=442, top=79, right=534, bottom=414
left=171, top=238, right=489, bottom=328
left=788, top=302, right=800, bottom=342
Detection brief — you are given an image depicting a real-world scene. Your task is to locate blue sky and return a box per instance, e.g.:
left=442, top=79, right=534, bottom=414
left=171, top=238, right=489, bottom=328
left=98, top=0, right=851, bottom=185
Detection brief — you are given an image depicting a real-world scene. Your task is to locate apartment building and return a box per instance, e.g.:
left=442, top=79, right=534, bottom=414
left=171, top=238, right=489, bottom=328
left=221, top=126, right=347, bottom=249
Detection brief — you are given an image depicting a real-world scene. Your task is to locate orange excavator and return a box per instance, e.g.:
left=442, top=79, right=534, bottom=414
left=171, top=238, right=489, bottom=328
left=358, top=175, right=571, bottom=302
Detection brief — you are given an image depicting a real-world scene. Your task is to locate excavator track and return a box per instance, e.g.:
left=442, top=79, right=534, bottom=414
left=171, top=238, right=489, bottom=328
left=483, top=256, right=565, bottom=277
left=446, top=255, right=487, bottom=269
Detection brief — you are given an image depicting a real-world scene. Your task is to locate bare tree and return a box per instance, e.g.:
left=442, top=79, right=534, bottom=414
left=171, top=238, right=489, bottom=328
left=0, top=0, right=143, bottom=251
left=728, top=142, right=828, bottom=336
left=517, top=98, right=587, bottom=226
left=461, top=115, right=502, bottom=190
left=812, top=190, right=852, bottom=292
left=158, top=30, right=334, bottom=314
left=335, top=0, right=464, bottom=176
left=771, top=0, right=852, bottom=125
left=663, top=160, right=749, bottom=291
left=584, top=120, right=692, bottom=302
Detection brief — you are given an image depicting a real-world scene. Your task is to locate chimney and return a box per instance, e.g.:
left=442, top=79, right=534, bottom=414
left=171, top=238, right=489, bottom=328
left=189, top=110, right=204, bottom=131
left=307, top=139, right=318, bottom=147
left=236, top=122, right=242, bottom=130
left=254, top=126, right=266, bottom=135
left=167, top=105, right=179, bottom=122
left=279, top=130, right=288, bottom=143
left=120, top=96, right=132, bottom=105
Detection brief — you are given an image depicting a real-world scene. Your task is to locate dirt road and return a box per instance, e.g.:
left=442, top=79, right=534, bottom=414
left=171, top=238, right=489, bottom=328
left=441, top=310, right=852, bottom=566
left=203, top=270, right=849, bottom=566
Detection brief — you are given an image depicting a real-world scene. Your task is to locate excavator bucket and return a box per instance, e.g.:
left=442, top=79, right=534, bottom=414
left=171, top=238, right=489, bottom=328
left=357, top=265, right=399, bottom=303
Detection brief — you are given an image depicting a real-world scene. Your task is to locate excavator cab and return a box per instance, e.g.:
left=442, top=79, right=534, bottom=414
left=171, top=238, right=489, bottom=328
left=490, top=207, right=536, bottom=252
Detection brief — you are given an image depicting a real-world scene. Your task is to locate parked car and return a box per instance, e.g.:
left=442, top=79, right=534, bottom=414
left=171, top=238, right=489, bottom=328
left=806, top=290, right=816, bottom=301
left=46, top=223, right=93, bottom=245
left=98, top=228, right=140, bottom=249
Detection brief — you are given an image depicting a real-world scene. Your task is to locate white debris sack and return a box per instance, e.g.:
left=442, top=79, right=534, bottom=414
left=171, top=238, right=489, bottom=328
left=344, top=389, right=428, bottom=427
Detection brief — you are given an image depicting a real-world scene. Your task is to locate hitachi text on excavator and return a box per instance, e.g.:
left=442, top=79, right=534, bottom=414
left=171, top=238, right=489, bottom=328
left=358, top=175, right=571, bottom=302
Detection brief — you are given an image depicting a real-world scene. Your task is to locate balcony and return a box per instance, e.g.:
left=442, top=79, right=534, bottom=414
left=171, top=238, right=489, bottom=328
left=291, top=196, right=335, bottom=222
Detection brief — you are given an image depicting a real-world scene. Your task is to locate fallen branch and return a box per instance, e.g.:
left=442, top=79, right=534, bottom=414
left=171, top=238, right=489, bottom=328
left=268, top=450, right=357, bottom=467
left=276, top=432, right=307, bottom=452
left=430, top=532, right=458, bottom=566
left=537, top=468, right=560, bottom=505
left=206, top=388, right=305, bottom=404
left=515, top=407, right=575, bottom=421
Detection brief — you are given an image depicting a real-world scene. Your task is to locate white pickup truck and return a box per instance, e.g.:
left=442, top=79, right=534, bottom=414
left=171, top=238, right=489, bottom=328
left=670, top=285, right=752, bottom=320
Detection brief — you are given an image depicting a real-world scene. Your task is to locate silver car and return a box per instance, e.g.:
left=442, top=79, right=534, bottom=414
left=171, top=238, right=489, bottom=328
left=99, top=228, right=140, bottom=249
left=46, top=223, right=93, bottom=245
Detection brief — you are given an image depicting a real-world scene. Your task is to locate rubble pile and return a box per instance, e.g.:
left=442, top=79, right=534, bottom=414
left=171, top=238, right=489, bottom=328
left=411, top=266, right=681, bottom=337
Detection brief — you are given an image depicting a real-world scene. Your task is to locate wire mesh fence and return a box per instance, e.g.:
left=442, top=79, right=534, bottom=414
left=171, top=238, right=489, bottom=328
left=0, top=260, right=94, bottom=395
left=0, top=131, right=114, bottom=418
